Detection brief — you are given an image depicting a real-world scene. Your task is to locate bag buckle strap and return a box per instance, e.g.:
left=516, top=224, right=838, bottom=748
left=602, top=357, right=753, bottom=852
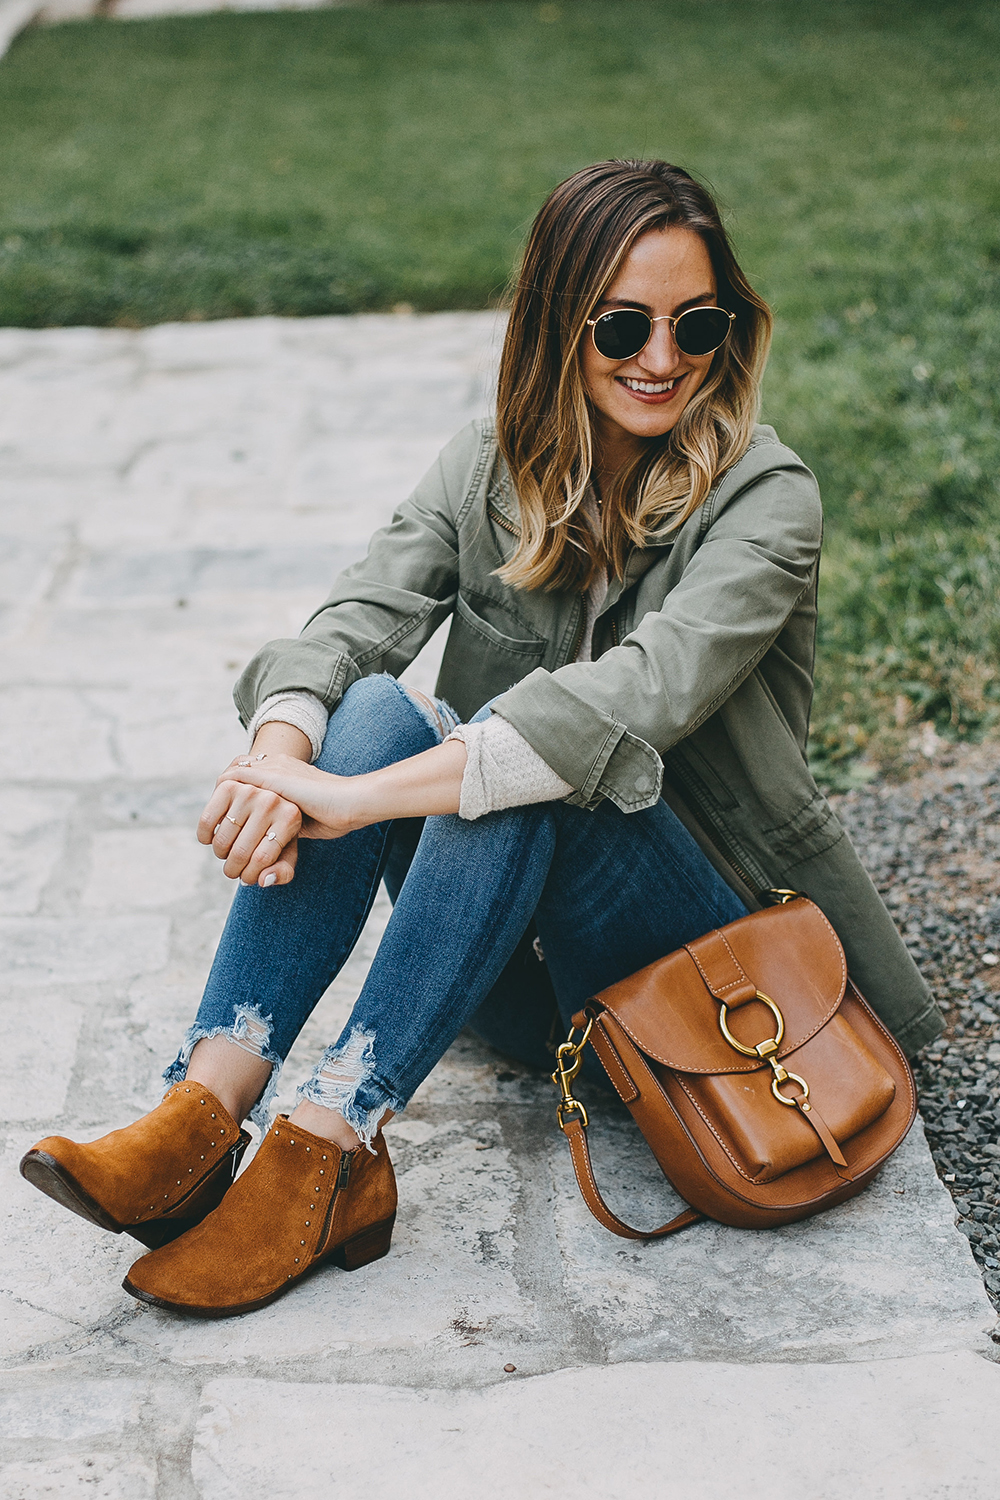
left=718, top=989, right=811, bottom=1108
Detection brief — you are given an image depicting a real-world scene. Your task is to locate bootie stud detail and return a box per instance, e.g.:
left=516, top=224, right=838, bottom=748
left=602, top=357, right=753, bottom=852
left=20, top=1085, right=250, bottom=1249
left=122, top=1115, right=397, bottom=1317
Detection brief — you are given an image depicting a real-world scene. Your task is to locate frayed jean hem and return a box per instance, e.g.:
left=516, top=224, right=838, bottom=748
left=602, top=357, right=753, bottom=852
left=295, top=1025, right=404, bottom=1152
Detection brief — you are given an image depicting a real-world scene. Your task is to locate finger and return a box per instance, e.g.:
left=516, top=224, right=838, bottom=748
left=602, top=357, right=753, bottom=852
left=198, top=781, right=241, bottom=845
left=238, top=808, right=303, bottom=886
left=211, top=789, right=259, bottom=863
left=256, top=852, right=297, bottom=888
left=222, top=793, right=295, bottom=879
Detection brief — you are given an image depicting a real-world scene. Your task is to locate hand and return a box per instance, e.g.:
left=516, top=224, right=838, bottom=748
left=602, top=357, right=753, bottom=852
left=217, top=754, right=366, bottom=841
left=198, top=743, right=307, bottom=886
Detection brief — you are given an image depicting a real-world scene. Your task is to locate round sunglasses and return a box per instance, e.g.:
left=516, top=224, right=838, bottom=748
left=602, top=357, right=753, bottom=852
left=586, top=305, right=736, bottom=361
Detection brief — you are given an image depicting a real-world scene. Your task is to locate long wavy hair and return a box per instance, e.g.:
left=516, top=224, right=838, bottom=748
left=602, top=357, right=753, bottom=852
left=495, top=160, right=772, bottom=592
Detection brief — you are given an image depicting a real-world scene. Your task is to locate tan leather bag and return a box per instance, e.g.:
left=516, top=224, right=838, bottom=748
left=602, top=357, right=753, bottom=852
left=552, top=893, right=917, bottom=1238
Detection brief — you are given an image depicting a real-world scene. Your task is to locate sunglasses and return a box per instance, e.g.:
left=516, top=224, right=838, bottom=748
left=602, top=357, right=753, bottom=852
left=586, top=305, right=736, bottom=361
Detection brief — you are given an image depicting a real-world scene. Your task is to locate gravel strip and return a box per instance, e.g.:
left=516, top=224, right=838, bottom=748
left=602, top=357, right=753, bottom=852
left=831, top=741, right=1000, bottom=1312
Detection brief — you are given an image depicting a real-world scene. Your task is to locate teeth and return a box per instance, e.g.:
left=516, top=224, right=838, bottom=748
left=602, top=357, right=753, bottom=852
left=622, top=378, right=676, bottom=393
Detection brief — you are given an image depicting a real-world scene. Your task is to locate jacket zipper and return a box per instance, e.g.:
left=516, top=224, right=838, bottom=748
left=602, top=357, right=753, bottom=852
left=319, top=1150, right=353, bottom=1249
left=488, top=504, right=520, bottom=538
left=568, top=601, right=585, bottom=663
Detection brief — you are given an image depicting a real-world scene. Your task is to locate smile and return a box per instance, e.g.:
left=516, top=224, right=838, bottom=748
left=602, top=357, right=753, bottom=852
left=614, top=374, right=685, bottom=404
left=622, top=377, right=676, bottom=393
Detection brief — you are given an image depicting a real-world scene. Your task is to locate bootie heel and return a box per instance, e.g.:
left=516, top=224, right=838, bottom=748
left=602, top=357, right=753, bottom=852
left=19, top=1084, right=249, bottom=1247
left=332, top=1214, right=396, bottom=1272
left=123, top=1116, right=398, bottom=1317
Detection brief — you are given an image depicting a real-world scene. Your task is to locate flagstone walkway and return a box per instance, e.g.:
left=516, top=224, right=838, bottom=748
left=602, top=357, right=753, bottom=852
left=0, top=312, right=995, bottom=1499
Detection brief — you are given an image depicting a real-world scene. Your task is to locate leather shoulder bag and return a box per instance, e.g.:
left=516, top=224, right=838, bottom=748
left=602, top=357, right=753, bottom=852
left=552, top=893, right=917, bottom=1238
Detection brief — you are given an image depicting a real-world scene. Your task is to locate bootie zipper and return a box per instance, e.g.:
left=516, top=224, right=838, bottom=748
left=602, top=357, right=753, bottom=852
left=318, top=1149, right=353, bottom=1249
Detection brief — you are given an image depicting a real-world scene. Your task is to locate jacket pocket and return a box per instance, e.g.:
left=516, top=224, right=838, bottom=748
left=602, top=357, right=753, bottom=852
left=435, top=594, right=546, bottom=722
left=453, top=593, right=544, bottom=656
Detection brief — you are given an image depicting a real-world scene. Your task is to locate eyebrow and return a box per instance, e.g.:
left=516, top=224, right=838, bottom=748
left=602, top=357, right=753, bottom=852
left=596, top=291, right=717, bottom=315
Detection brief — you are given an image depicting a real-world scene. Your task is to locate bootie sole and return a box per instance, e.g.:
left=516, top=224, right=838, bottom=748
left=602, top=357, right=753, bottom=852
left=121, top=1212, right=396, bottom=1317
left=19, top=1144, right=246, bottom=1249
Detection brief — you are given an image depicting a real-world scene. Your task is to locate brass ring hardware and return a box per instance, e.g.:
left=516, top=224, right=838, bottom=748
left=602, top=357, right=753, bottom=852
left=771, top=1071, right=810, bottom=1107
left=718, top=991, right=784, bottom=1057
left=718, top=991, right=812, bottom=1113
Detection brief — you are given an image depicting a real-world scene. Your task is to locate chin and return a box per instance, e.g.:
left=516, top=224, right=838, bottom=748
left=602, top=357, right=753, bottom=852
left=614, top=405, right=685, bottom=439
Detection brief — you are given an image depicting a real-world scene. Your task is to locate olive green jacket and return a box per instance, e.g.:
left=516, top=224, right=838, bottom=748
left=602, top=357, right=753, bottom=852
left=236, top=419, right=942, bottom=1056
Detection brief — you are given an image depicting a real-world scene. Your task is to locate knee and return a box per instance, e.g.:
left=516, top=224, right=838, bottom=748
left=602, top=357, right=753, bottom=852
left=318, top=674, right=442, bottom=774
left=339, top=674, right=404, bottom=714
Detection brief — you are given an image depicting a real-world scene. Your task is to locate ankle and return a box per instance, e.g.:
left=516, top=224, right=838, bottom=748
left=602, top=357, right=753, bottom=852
left=186, top=1036, right=273, bottom=1126
left=287, top=1100, right=363, bottom=1152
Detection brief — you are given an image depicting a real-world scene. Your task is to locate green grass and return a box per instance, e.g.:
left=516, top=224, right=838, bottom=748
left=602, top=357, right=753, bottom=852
left=1, top=0, right=998, bottom=782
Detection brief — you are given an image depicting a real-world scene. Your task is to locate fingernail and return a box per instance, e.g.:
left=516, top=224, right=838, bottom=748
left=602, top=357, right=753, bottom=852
left=262, top=873, right=277, bottom=888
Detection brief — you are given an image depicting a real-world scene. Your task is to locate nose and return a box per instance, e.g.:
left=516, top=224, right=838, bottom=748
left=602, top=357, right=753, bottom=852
left=635, top=319, right=683, bottom=378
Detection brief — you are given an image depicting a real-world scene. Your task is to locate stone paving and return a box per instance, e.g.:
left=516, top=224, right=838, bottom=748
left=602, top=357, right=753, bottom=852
left=0, top=312, right=997, bottom=1497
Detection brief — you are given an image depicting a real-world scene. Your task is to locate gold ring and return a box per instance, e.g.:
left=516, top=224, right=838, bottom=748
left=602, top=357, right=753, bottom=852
left=718, top=991, right=784, bottom=1058
left=226, top=814, right=241, bottom=827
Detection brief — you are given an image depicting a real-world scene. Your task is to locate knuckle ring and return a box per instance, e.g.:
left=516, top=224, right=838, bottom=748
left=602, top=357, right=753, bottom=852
left=226, top=814, right=241, bottom=826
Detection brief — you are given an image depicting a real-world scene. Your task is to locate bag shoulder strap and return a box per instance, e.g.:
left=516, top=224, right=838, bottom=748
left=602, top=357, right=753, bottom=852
left=561, top=1114, right=702, bottom=1240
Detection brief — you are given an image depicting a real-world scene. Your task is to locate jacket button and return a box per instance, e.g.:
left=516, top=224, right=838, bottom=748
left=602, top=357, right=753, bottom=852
left=634, top=774, right=653, bottom=794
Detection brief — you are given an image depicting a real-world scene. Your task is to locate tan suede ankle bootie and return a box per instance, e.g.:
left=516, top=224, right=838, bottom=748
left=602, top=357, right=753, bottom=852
left=122, top=1115, right=397, bottom=1317
left=20, top=1084, right=250, bottom=1249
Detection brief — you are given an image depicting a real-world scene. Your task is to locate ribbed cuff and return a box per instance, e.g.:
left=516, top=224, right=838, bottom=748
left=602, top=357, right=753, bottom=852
left=247, top=691, right=329, bottom=762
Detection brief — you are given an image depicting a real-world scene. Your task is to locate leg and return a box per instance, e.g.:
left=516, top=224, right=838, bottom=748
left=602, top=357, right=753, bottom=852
left=168, top=675, right=455, bottom=1127
left=121, top=789, right=745, bottom=1315
left=18, top=676, right=456, bottom=1249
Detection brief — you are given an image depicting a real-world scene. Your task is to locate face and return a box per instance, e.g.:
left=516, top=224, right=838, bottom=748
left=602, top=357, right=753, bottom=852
left=580, top=226, right=719, bottom=460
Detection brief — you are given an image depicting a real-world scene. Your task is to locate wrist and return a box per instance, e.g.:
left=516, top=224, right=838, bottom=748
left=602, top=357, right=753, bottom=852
left=339, top=770, right=387, bottom=833
left=250, top=721, right=312, bottom=762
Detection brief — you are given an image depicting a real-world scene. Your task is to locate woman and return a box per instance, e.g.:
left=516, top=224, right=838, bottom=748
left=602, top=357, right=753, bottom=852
left=21, top=160, right=942, bottom=1317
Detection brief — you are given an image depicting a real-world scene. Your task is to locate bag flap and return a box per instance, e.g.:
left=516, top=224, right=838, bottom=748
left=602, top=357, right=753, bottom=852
left=592, top=898, right=847, bottom=1075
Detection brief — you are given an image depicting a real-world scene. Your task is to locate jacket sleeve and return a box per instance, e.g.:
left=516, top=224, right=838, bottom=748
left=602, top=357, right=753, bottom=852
left=491, top=458, right=823, bottom=813
left=233, top=423, right=487, bottom=726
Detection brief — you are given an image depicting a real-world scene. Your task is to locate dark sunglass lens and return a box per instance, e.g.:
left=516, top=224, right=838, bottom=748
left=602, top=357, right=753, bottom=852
left=674, top=307, right=732, bottom=356
left=592, top=309, right=652, bottom=360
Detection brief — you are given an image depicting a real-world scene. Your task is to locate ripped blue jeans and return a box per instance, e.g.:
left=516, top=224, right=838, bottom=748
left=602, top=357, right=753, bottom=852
left=166, top=674, right=745, bottom=1143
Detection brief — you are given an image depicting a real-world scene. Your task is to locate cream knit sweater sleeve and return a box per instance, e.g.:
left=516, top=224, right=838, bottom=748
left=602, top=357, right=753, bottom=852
left=447, top=716, right=574, bottom=820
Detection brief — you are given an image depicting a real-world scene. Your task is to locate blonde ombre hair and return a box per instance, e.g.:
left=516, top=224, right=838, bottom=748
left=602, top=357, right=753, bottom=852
left=495, top=160, right=772, bottom=592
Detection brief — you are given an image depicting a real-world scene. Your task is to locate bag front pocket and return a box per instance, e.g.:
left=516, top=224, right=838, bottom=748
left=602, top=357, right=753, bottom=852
left=673, top=1013, right=897, bottom=1183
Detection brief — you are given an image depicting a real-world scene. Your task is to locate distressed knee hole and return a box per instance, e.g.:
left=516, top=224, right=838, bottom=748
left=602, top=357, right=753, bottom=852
left=403, top=686, right=457, bottom=740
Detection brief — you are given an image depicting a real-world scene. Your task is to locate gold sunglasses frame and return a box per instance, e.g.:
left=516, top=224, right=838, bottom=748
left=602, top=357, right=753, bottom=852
left=585, top=305, right=736, bottom=361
